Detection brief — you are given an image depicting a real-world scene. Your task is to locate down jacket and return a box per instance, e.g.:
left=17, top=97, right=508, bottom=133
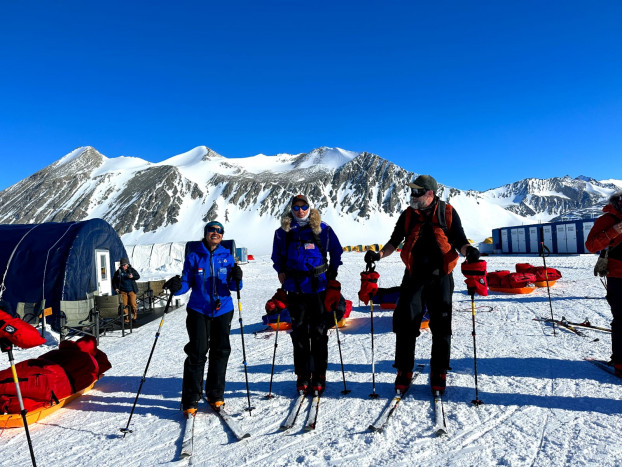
left=271, top=209, right=343, bottom=294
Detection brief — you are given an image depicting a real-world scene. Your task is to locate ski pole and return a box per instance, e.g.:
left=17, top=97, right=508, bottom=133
left=265, top=311, right=281, bottom=399
left=236, top=282, right=255, bottom=413
left=369, top=298, right=379, bottom=399
left=470, top=294, right=483, bottom=406
left=539, top=227, right=556, bottom=336
left=1, top=339, right=37, bottom=466
left=120, top=291, right=174, bottom=437
left=365, top=260, right=379, bottom=399
left=333, top=310, right=351, bottom=395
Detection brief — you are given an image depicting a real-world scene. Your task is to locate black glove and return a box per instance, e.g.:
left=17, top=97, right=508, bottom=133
left=365, top=250, right=381, bottom=264
left=163, top=275, right=182, bottom=293
left=465, top=246, right=480, bottom=263
left=325, top=268, right=338, bottom=281
left=231, top=264, right=243, bottom=282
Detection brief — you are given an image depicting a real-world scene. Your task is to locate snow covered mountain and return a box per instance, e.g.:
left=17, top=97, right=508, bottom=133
left=0, top=146, right=619, bottom=254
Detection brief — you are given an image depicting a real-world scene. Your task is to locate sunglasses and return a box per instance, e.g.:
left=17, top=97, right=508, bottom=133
left=206, top=226, right=223, bottom=234
left=292, top=205, right=309, bottom=212
left=410, top=189, right=427, bottom=198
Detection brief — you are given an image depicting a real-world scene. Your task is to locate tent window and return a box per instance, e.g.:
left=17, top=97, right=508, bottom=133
left=100, top=253, right=108, bottom=281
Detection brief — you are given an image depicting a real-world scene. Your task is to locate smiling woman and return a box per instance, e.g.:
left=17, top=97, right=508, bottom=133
left=163, top=218, right=244, bottom=417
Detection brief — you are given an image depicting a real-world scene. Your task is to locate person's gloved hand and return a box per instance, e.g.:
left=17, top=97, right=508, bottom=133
left=364, top=250, right=381, bottom=264
left=324, top=280, right=342, bottom=312
left=231, top=264, right=243, bottom=282
left=465, top=246, right=480, bottom=263
left=163, top=275, right=182, bottom=293
left=325, top=268, right=338, bottom=281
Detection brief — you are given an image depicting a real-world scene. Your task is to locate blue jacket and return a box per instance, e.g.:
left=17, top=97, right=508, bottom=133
left=271, top=210, right=343, bottom=294
left=175, top=241, right=242, bottom=317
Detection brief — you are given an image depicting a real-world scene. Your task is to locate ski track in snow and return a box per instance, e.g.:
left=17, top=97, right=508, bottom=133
left=2, top=254, right=621, bottom=466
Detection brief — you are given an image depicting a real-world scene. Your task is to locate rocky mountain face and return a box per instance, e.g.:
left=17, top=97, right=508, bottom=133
left=484, top=176, right=617, bottom=218
left=0, top=146, right=617, bottom=243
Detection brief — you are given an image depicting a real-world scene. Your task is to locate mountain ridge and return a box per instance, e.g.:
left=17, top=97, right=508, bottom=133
left=0, top=146, right=618, bottom=253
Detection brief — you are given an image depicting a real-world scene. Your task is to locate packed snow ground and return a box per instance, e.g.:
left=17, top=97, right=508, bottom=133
left=2, top=253, right=620, bottom=466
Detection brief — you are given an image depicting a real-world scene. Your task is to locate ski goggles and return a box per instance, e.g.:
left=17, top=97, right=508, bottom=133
left=292, top=205, right=309, bottom=212
left=206, top=226, right=223, bottom=234
left=410, top=188, right=427, bottom=198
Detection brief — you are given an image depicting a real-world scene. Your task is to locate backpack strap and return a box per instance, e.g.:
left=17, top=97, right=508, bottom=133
left=404, top=199, right=452, bottom=237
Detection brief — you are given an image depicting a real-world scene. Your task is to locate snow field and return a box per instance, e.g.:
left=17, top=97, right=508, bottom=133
left=1, top=253, right=620, bottom=466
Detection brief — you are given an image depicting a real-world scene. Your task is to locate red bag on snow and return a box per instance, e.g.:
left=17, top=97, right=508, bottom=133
left=515, top=263, right=533, bottom=273
left=0, top=358, right=73, bottom=402
left=461, top=260, right=488, bottom=296
left=486, top=270, right=511, bottom=287
left=40, top=337, right=104, bottom=392
left=488, top=271, right=536, bottom=288
left=514, top=263, right=562, bottom=282
left=0, top=394, right=45, bottom=413
left=358, top=271, right=380, bottom=305
left=0, top=309, right=46, bottom=349
left=532, top=267, right=562, bottom=282
left=507, top=272, right=536, bottom=288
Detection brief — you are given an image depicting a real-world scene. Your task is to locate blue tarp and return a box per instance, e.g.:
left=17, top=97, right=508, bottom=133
left=0, top=219, right=126, bottom=328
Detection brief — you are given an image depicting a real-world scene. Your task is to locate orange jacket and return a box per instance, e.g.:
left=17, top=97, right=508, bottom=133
left=585, top=203, right=622, bottom=278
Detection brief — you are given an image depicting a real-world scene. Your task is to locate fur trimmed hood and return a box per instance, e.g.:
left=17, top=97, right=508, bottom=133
left=281, top=209, right=322, bottom=234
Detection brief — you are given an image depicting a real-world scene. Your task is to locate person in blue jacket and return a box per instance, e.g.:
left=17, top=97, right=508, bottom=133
left=165, top=220, right=243, bottom=418
left=271, top=194, right=343, bottom=395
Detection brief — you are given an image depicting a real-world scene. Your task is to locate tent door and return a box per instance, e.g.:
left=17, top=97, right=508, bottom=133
left=96, top=249, right=112, bottom=295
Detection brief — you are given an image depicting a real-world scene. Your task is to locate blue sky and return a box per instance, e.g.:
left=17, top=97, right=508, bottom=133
left=1, top=1, right=621, bottom=191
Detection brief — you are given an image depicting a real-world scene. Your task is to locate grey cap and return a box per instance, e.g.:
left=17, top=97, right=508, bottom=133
left=407, top=175, right=438, bottom=193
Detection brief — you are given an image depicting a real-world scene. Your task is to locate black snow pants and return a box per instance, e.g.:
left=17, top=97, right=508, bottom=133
left=608, top=277, right=622, bottom=363
left=393, top=271, right=454, bottom=374
left=181, top=307, right=233, bottom=408
left=288, top=292, right=329, bottom=379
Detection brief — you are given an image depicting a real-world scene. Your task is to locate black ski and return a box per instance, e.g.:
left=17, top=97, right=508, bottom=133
left=561, top=317, right=611, bottom=333
left=368, top=363, right=425, bottom=432
left=533, top=317, right=586, bottom=336
left=280, top=391, right=308, bottom=430
left=304, top=391, right=321, bottom=431
left=203, top=397, right=250, bottom=440
left=585, top=358, right=619, bottom=377
left=433, top=390, right=448, bottom=435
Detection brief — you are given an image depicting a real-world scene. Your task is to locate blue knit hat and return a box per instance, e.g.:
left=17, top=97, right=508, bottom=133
left=204, top=221, right=225, bottom=236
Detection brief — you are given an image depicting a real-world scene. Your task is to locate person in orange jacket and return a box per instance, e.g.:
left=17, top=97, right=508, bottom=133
left=585, top=191, right=622, bottom=376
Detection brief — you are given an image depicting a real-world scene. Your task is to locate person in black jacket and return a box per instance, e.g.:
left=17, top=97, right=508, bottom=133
left=364, top=175, right=478, bottom=395
left=112, top=258, right=140, bottom=322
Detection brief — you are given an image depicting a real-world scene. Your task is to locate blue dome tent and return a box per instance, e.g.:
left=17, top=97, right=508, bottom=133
left=0, top=219, right=127, bottom=330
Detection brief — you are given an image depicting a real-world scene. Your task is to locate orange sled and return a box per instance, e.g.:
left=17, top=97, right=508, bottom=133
left=488, top=286, right=536, bottom=294
left=0, top=381, right=97, bottom=429
left=534, top=281, right=556, bottom=287
left=267, top=322, right=292, bottom=331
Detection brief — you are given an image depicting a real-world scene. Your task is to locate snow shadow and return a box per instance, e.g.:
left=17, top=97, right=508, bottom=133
left=419, top=356, right=622, bottom=415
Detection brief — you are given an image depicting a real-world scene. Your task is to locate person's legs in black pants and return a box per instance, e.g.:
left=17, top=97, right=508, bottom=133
left=607, top=277, right=622, bottom=365
left=205, top=310, right=234, bottom=402
left=289, top=293, right=312, bottom=381
left=425, top=274, right=454, bottom=373
left=182, top=308, right=208, bottom=410
left=308, top=293, right=328, bottom=382
left=393, top=276, right=425, bottom=373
